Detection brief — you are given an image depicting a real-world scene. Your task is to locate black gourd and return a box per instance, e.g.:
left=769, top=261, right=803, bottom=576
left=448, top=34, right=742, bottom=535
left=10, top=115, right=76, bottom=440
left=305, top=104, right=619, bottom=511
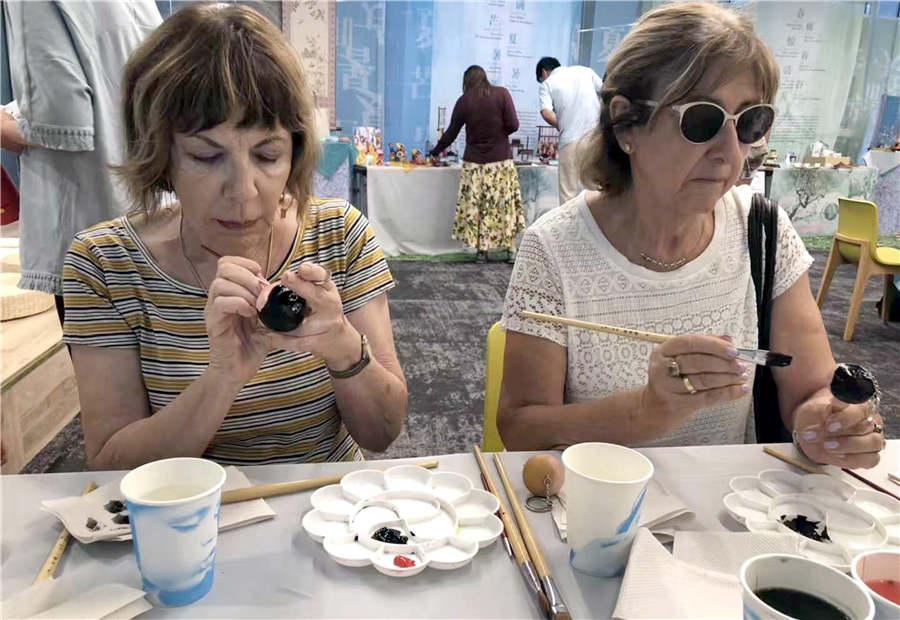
left=258, top=284, right=306, bottom=332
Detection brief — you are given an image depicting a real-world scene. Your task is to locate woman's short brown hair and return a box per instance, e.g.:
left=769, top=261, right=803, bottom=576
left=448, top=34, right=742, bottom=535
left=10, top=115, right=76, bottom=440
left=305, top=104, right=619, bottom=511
left=117, top=3, right=318, bottom=214
left=580, top=1, right=780, bottom=196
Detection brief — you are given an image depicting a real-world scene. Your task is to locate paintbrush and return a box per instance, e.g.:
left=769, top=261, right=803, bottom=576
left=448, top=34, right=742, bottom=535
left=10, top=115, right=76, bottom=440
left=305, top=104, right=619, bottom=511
left=521, top=311, right=792, bottom=367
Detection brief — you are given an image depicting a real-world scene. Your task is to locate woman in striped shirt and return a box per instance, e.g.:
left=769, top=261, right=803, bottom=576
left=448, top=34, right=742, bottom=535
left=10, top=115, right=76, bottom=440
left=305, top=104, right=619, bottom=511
left=63, top=4, right=407, bottom=469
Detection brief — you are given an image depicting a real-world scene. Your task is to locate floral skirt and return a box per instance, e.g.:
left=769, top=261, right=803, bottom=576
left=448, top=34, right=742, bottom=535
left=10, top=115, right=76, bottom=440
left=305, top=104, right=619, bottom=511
left=453, top=159, right=525, bottom=251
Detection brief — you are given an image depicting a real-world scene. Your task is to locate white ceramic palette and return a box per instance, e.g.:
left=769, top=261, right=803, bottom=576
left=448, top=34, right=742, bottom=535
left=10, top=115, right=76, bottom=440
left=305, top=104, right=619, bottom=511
left=302, top=466, right=503, bottom=577
left=724, top=470, right=900, bottom=571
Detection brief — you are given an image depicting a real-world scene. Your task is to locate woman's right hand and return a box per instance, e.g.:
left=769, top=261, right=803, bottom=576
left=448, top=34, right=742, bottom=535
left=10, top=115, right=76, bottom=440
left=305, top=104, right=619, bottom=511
left=205, top=256, right=271, bottom=387
left=640, top=335, right=751, bottom=435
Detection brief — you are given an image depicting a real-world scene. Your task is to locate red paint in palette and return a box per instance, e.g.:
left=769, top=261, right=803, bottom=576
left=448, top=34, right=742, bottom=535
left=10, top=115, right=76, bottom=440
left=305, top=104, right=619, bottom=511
left=864, top=579, right=900, bottom=605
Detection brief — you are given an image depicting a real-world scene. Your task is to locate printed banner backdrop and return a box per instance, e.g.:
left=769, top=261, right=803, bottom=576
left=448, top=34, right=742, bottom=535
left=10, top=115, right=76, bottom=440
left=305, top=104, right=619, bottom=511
left=336, top=2, right=385, bottom=138
left=751, top=1, right=865, bottom=159
left=429, top=0, right=579, bottom=153
left=284, top=1, right=337, bottom=126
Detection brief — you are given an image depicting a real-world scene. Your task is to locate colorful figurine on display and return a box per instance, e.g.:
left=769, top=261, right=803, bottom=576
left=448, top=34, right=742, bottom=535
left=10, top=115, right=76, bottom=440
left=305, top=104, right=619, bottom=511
left=411, top=149, right=427, bottom=165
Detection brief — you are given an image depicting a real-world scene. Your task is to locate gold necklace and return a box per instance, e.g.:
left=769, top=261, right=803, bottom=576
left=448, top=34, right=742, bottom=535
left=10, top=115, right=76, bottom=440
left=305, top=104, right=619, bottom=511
left=637, top=217, right=710, bottom=271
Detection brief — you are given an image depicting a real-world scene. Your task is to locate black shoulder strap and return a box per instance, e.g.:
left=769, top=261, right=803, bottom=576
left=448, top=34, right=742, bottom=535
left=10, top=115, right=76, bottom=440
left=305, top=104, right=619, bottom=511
left=749, top=193, right=778, bottom=348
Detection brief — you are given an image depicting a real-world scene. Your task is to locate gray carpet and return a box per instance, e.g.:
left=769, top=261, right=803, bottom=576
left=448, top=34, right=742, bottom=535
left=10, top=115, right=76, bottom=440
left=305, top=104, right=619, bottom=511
left=23, top=250, right=899, bottom=473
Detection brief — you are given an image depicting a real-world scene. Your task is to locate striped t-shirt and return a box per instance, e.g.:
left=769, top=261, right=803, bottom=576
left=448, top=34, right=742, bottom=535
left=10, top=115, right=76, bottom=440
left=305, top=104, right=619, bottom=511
left=63, top=199, right=394, bottom=465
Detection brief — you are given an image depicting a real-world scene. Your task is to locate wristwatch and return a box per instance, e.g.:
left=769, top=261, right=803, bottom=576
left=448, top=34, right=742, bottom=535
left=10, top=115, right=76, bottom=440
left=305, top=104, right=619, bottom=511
left=328, top=333, right=371, bottom=379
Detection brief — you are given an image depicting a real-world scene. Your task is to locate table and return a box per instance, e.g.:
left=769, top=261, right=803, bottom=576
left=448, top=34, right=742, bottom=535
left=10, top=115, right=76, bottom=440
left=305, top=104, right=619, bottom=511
left=2, top=443, right=897, bottom=617
left=354, top=164, right=559, bottom=256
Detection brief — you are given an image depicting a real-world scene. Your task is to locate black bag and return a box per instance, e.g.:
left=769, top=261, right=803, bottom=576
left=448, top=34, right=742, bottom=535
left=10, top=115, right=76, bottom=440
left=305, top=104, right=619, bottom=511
left=748, top=193, right=791, bottom=442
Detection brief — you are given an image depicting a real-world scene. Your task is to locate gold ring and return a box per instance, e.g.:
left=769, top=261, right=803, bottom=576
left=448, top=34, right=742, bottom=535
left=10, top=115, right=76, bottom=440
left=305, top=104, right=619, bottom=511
left=667, top=358, right=681, bottom=378
left=873, top=421, right=884, bottom=435
left=683, top=376, right=698, bottom=395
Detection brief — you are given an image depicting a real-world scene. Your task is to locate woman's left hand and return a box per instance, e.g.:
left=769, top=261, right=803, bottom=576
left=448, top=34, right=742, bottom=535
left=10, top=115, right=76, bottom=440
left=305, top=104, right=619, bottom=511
left=265, top=263, right=362, bottom=369
left=793, top=389, right=885, bottom=469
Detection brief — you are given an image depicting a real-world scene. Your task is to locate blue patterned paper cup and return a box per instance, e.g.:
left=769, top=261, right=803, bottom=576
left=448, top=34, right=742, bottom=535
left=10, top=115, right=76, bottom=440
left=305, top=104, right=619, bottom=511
left=120, top=458, right=226, bottom=607
left=561, top=443, right=653, bottom=577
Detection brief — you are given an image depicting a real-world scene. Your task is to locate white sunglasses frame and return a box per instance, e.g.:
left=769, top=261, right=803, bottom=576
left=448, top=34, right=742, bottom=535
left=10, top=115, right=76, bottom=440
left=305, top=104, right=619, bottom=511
left=636, top=100, right=776, bottom=145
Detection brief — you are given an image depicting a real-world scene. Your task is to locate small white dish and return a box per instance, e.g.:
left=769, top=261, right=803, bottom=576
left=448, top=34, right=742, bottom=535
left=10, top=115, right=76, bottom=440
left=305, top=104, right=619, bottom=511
left=371, top=545, right=429, bottom=578
left=424, top=537, right=479, bottom=570
left=454, top=489, right=500, bottom=522
left=310, top=484, right=355, bottom=520
left=758, top=469, right=803, bottom=496
left=431, top=472, right=473, bottom=503
left=724, top=492, right=769, bottom=525
left=729, top=476, right=772, bottom=510
left=302, top=510, right=350, bottom=543
left=341, top=469, right=386, bottom=502
left=323, top=533, right=373, bottom=567
left=852, top=489, right=900, bottom=522
left=350, top=503, right=404, bottom=537
left=800, top=474, right=856, bottom=501
left=456, top=514, right=504, bottom=548
left=384, top=465, right=433, bottom=493
left=375, top=490, right=442, bottom=523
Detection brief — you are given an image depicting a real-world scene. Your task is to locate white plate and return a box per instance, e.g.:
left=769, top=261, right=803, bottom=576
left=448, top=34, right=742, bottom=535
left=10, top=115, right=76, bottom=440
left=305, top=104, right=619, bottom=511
left=431, top=472, right=473, bottom=503
left=384, top=465, right=433, bottom=493
left=310, top=484, right=355, bottom=520
left=852, top=489, right=900, bottom=522
left=799, top=474, right=856, bottom=501
left=304, top=466, right=501, bottom=577
left=758, top=469, right=803, bottom=496
left=455, top=489, right=500, bottom=522
left=341, top=469, right=386, bottom=502
left=323, top=533, right=373, bottom=567
left=724, top=492, right=769, bottom=525
left=371, top=545, right=429, bottom=577
left=302, top=510, right=350, bottom=543
left=425, top=537, right=479, bottom=570
left=457, top=514, right=504, bottom=548
left=729, top=476, right=772, bottom=510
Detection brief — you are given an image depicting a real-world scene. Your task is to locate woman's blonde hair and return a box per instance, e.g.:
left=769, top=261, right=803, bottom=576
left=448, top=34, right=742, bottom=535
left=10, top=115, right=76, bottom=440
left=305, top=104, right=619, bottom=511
left=580, top=1, right=780, bottom=196
left=117, top=3, right=318, bottom=215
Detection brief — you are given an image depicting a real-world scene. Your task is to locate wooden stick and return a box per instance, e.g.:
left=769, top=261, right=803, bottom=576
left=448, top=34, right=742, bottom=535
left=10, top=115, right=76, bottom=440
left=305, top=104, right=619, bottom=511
left=473, top=446, right=548, bottom=617
left=494, top=454, right=571, bottom=620
left=34, top=481, right=96, bottom=584
left=763, top=446, right=821, bottom=474
left=221, top=459, right=438, bottom=504
left=522, top=310, right=669, bottom=343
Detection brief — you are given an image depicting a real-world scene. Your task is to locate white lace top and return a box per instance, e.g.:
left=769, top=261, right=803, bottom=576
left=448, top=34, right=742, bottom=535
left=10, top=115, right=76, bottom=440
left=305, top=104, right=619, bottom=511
left=501, top=186, right=813, bottom=447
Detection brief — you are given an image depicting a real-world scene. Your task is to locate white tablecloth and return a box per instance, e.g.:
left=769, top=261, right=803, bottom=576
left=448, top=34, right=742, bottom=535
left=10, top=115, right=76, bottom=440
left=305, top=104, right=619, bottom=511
left=2, top=442, right=897, bottom=618
left=365, top=164, right=559, bottom=256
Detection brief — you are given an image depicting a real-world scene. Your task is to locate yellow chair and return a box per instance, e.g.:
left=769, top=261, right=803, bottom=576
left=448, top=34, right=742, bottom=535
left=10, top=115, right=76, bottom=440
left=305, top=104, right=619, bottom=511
left=816, top=197, right=900, bottom=341
left=482, top=322, right=506, bottom=452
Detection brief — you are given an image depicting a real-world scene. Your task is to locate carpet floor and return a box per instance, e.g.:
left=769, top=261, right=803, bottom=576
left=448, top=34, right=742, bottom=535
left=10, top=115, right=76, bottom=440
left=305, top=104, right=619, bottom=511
left=23, top=249, right=898, bottom=473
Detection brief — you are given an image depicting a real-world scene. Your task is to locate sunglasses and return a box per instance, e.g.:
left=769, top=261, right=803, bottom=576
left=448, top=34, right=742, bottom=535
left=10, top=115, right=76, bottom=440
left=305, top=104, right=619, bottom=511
left=638, top=100, right=776, bottom=145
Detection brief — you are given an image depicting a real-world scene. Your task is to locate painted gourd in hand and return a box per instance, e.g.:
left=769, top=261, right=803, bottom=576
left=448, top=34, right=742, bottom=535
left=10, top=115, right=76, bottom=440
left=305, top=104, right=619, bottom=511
left=256, top=283, right=306, bottom=332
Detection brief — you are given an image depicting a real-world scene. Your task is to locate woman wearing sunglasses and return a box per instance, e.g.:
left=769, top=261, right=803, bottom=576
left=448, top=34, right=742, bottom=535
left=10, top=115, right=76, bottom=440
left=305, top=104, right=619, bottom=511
left=499, top=2, right=884, bottom=468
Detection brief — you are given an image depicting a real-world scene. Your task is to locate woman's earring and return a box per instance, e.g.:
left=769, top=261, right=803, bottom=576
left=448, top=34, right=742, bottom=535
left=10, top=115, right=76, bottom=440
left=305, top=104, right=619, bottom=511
left=621, top=144, right=632, bottom=154
left=279, top=192, right=288, bottom=219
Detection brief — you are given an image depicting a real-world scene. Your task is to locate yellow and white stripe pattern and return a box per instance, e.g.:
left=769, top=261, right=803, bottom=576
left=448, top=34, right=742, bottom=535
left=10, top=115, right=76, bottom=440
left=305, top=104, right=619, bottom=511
left=63, top=199, right=394, bottom=464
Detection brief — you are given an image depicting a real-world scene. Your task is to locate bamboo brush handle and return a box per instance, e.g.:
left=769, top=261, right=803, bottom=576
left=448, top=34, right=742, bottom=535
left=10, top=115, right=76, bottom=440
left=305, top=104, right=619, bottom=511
left=473, top=446, right=530, bottom=564
left=34, top=481, right=97, bottom=584
left=493, top=454, right=551, bottom=579
left=221, top=460, right=438, bottom=504
left=521, top=311, right=670, bottom=344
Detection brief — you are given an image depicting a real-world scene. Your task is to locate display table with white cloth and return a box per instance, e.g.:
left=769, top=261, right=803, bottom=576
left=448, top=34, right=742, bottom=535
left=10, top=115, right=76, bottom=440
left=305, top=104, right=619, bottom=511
left=2, top=442, right=897, bottom=618
left=358, top=164, right=559, bottom=256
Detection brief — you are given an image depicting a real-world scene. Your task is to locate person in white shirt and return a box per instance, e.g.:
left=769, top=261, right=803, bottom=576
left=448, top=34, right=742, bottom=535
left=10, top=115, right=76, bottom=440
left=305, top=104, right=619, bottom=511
left=536, top=57, right=603, bottom=203
left=502, top=2, right=885, bottom=469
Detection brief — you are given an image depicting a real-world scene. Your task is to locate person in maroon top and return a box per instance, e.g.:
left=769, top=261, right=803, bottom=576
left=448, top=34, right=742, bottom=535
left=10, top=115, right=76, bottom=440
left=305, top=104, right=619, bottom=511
left=430, top=66, right=525, bottom=262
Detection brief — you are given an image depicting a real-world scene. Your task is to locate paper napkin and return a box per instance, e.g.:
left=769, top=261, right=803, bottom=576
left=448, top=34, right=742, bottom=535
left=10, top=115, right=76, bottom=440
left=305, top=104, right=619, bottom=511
left=0, top=579, right=150, bottom=620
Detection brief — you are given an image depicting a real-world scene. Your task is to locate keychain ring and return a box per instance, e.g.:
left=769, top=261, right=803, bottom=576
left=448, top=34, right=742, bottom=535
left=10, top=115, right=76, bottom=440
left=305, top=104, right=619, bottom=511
left=525, top=495, right=552, bottom=513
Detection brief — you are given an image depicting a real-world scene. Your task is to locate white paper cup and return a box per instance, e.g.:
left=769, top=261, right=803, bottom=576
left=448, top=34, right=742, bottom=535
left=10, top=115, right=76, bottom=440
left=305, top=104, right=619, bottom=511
left=120, top=458, right=226, bottom=607
left=740, top=553, right=874, bottom=620
left=561, top=442, right=653, bottom=577
left=852, top=550, right=900, bottom=619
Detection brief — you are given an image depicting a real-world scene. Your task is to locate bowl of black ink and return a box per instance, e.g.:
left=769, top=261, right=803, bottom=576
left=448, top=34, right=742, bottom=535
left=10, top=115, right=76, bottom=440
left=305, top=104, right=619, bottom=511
left=741, top=554, right=874, bottom=620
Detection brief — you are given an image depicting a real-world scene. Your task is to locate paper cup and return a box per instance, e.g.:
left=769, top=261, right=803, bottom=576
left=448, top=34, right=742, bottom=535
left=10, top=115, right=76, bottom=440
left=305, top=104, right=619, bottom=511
left=852, top=550, right=900, bottom=619
left=120, top=458, right=226, bottom=607
left=740, top=554, right=874, bottom=620
left=561, top=442, right=653, bottom=577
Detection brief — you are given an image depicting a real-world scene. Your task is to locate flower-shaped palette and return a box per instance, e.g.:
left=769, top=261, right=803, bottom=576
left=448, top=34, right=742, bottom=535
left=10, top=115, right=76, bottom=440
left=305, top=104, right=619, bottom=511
left=302, top=466, right=504, bottom=577
left=723, top=469, right=900, bottom=571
